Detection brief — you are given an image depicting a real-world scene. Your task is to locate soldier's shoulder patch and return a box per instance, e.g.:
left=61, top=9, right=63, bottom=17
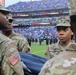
left=9, top=54, right=20, bottom=65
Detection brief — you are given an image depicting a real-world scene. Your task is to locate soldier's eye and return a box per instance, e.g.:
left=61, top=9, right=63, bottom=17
left=9, top=20, right=13, bottom=23
left=56, top=27, right=69, bottom=32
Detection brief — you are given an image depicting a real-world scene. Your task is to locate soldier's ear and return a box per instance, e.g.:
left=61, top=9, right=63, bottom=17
left=71, top=32, right=73, bottom=35
left=70, top=27, right=74, bottom=35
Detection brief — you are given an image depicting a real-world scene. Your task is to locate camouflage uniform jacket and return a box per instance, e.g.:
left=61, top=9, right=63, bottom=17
left=45, top=40, right=74, bottom=59
left=8, top=31, right=30, bottom=53
left=0, top=34, right=24, bottom=75
left=39, top=43, right=76, bottom=75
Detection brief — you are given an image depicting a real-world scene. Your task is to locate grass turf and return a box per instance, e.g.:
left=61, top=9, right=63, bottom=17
left=30, top=42, right=49, bottom=57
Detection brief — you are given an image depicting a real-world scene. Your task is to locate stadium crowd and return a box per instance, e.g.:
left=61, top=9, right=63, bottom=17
left=6, top=0, right=69, bottom=45
left=6, top=0, right=68, bottom=12
left=13, top=17, right=57, bottom=25
left=13, top=26, right=58, bottom=45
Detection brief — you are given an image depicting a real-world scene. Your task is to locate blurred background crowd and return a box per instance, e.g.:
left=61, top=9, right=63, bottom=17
left=4, top=0, right=69, bottom=46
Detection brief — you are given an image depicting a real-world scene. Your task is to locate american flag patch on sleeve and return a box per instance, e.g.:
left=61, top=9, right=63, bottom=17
left=9, top=54, right=20, bottom=65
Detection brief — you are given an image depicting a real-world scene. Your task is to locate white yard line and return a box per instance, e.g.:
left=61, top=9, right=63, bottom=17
left=32, top=50, right=45, bottom=54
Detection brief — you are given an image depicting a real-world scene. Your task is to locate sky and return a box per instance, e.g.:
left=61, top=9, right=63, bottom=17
left=5, top=0, right=41, bottom=7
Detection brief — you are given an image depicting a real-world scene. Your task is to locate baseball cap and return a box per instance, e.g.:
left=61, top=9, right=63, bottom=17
left=0, top=2, right=10, bottom=14
left=56, top=16, right=71, bottom=27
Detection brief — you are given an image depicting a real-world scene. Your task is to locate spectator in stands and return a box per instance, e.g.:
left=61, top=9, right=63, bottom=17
left=6, top=0, right=68, bottom=12
left=2, top=13, right=31, bottom=53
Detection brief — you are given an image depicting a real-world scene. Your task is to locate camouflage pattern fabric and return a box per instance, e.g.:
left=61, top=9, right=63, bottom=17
left=39, top=43, right=76, bottom=75
left=0, top=2, right=10, bottom=14
left=68, top=0, right=76, bottom=15
left=7, top=13, right=14, bottom=20
left=45, top=41, right=74, bottom=59
left=0, top=33, right=24, bottom=75
left=8, top=31, right=30, bottom=53
left=56, top=16, right=71, bottom=27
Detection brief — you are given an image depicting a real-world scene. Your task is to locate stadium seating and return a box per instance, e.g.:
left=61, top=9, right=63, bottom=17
left=6, top=0, right=68, bottom=12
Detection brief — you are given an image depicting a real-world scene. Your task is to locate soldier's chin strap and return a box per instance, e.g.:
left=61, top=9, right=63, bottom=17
left=70, top=15, right=76, bottom=42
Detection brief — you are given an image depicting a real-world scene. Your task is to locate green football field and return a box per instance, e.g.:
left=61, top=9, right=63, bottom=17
left=30, top=42, right=49, bottom=57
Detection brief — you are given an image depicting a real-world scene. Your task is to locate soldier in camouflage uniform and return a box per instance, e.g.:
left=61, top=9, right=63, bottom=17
left=39, top=43, right=76, bottom=75
left=45, top=16, right=74, bottom=59
left=0, top=2, right=24, bottom=75
left=2, top=13, right=30, bottom=53
left=39, top=0, right=76, bottom=75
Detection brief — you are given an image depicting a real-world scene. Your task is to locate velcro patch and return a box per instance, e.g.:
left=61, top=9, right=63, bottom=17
left=9, top=54, right=20, bottom=65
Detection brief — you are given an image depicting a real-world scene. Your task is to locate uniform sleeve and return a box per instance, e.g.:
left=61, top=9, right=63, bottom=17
left=45, top=44, right=57, bottom=59
left=39, top=59, right=52, bottom=75
left=39, top=50, right=76, bottom=75
left=18, top=37, right=31, bottom=53
left=11, top=35, right=31, bottom=53
left=1, top=40, right=24, bottom=75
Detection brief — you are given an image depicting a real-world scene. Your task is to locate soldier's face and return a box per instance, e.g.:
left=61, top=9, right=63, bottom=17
left=7, top=19, right=13, bottom=30
left=57, top=26, right=73, bottom=42
left=4, top=19, right=13, bottom=31
left=0, top=12, right=8, bottom=30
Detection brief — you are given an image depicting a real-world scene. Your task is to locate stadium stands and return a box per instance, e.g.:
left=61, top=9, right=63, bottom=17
left=6, top=0, right=68, bottom=41
left=6, top=0, right=68, bottom=12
